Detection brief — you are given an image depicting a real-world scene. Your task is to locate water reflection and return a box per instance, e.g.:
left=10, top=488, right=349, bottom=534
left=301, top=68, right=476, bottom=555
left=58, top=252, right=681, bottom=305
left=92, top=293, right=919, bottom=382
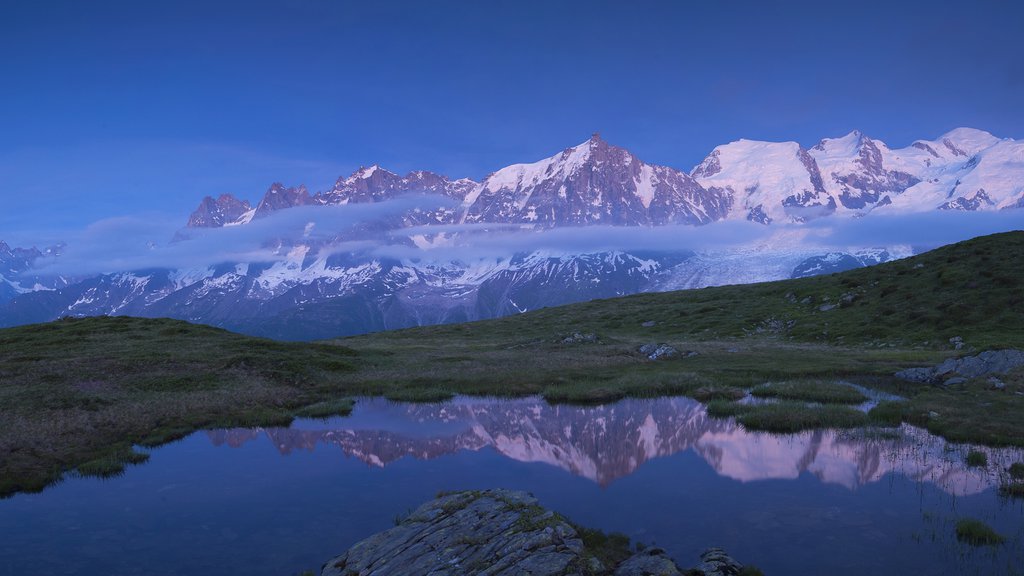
left=207, top=396, right=1023, bottom=496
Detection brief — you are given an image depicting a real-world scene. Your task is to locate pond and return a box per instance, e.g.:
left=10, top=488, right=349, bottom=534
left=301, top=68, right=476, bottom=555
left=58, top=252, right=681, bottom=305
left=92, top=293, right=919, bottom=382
left=1, top=396, right=1022, bottom=575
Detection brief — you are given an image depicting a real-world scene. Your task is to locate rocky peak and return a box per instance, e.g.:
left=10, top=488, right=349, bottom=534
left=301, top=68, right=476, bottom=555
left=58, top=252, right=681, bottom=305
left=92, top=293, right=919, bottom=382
left=317, top=166, right=475, bottom=206
left=465, top=135, right=724, bottom=226
left=187, top=194, right=252, bottom=228
left=691, top=149, right=722, bottom=178
left=253, top=183, right=311, bottom=218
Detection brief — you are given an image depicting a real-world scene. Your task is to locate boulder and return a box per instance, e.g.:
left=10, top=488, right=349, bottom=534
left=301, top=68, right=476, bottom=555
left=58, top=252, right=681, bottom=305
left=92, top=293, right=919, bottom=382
left=895, top=349, right=1024, bottom=384
left=321, top=490, right=753, bottom=576
left=561, top=332, right=599, bottom=345
left=614, top=547, right=681, bottom=575
left=321, top=490, right=591, bottom=576
left=638, top=343, right=679, bottom=360
left=695, top=547, right=744, bottom=576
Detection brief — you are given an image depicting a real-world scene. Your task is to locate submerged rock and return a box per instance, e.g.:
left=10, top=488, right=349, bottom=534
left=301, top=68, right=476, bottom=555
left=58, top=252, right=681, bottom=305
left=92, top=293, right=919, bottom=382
left=320, top=490, right=753, bottom=576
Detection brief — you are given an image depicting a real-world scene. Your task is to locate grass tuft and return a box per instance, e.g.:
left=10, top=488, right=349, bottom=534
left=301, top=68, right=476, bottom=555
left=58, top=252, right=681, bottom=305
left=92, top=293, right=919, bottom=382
left=295, top=398, right=355, bottom=419
left=76, top=446, right=150, bottom=479
left=750, top=380, right=867, bottom=404
left=965, top=450, right=988, bottom=467
left=998, top=483, right=1024, bottom=498
left=1009, top=462, right=1024, bottom=480
left=706, top=400, right=870, bottom=433
left=955, top=518, right=1005, bottom=546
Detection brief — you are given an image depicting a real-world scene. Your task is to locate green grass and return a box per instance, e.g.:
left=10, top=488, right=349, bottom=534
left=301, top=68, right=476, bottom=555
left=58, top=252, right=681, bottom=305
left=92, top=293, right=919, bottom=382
left=966, top=450, right=988, bottom=467
left=571, top=524, right=634, bottom=570
left=998, top=482, right=1024, bottom=498
left=955, top=518, right=1005, bottom=546
left=75, top=445, right=150, bottom=479
left=866, top=400, right=905, bottom=427
left=749, top=380, right=868, bottom=404
left=3, top=232, right=1024, bottom=498
left=294, top=398, right=356, bottom=419
left=1010, top=462, right=1024, bottom=480
left=706, top=400, right=872, bottom=433
left=0, top=316, right=362, bottom=498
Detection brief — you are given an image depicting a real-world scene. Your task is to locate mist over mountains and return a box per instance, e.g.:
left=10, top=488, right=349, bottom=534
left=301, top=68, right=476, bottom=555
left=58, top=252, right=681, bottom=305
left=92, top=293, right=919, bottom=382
left=2, top=128, right=1021, bottom=339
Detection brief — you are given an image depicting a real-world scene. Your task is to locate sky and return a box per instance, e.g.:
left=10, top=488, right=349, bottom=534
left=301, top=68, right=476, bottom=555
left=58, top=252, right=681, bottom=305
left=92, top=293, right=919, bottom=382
left=2, top=0, right=1024, bottom=238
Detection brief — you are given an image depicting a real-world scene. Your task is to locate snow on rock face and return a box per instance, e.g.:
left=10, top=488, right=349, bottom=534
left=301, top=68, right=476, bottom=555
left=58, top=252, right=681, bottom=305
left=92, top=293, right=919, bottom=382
left=182, top=128, right=1022, bottom=232
left=465, top=133, right=728, bottom=227
left=881, top=131, right=1022, bottom=213
left=810, top=132, right=921, bottom=211
left=317, top=167, right=476, bottom=206
left=693, top=139, right=834, bottom=224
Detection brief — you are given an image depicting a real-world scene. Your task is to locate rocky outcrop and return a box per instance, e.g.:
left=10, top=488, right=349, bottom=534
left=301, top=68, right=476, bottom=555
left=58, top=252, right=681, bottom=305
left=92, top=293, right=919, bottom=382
left=321, top=489, right=752, bottom=576
left=186, top=194, right=251, bottom=227
left=896, top=349, right=1024, bottom=384
left=322, top=490, right=595, bottom=576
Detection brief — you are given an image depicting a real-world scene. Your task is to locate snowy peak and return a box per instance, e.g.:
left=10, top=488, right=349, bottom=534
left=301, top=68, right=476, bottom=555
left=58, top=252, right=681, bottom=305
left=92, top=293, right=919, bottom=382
left=936, top=127, right=1001, bottom=157
left=465, top=134, right=726, bottom=226
left=693, top=139, right=833, bottom=224
left=187, top=194, right=252, bottom=228
left=179, top=127, right=1023, bottom=230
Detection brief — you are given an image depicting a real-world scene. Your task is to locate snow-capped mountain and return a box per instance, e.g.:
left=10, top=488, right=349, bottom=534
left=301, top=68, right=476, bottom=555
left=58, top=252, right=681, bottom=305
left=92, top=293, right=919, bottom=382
left=691, top=127, right=1023, bottom=223
left=1, top=128, right=1020, bottom=338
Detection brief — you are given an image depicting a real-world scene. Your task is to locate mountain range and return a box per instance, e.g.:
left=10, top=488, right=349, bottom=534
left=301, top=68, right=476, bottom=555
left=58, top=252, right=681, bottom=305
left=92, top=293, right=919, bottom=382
left=1, top=128, right=1021, bottom=339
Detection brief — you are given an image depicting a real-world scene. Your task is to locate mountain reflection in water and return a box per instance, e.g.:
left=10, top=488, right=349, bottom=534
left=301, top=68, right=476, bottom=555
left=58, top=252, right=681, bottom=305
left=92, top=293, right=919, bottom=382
left=207, top=396, right=1022, bottom=496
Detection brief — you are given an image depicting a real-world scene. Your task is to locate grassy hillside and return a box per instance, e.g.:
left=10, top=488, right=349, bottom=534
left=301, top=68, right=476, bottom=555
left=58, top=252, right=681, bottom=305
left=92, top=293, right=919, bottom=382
left=346, top=230, right=1024, bottom=352
left=1, top=231, right=1022, bottom=498
left=0, top=316, right=364, bottom=497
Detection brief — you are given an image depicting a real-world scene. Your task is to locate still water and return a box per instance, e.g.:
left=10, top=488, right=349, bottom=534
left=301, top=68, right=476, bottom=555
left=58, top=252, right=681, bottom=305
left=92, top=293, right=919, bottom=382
left=1, top=396, right=1022, bottom=575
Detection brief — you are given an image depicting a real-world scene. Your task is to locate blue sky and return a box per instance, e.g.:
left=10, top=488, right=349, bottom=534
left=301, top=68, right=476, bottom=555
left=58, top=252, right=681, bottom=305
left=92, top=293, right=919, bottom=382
left=2, top=0, right=1023, bottom=239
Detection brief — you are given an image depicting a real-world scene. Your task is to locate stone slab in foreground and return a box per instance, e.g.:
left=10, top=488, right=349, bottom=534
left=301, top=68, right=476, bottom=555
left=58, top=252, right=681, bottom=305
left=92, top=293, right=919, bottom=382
left=322, top=489, right=752, bottom=576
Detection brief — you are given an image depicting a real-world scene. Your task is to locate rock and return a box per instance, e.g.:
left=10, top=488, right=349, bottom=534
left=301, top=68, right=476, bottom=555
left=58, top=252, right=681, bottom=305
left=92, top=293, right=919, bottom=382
left=895, top=349, right=1024, bottom=384
left=800, top=296, right=813, bottom=305
left=943, top=377, right=968, bottom=386
left=784, top=292, right=797, bottom=304
left=638, top=343, right=679, bottom=360
left=321, top=490, right=592, bottom=576
left=641, top=321, right=657, bottom=328
left=753, top=317, right=794, bottom=334
left=321, top=490, right=753, bottom=576
left=928, top=411, right=940, bottom=419
left=615, top=547, right=682, bottom=576
left=989, top=377, right=1006, bottom=390
left=695, top=547, right=744, bottom=576
left=818, top=303, right=837, bottom=312
left=840, top=292, right=856, bottom=304
left=894, top=367, right=938, bottom=384
left=561, top=332, right=599, bottom=345
left=949, top=336, right=965, bottom=350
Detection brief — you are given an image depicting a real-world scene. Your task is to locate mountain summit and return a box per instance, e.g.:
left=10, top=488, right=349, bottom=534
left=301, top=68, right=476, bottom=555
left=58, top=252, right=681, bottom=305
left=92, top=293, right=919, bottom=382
left=188, top=128, right=1023, bottom=229
left=3, top=129, right=1021, bottom=341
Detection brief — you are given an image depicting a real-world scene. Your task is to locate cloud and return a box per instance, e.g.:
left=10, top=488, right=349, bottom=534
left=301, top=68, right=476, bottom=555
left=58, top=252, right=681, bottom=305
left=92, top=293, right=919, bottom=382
left=800, top=210, right=1024, bottom=250
left=27, top=195, right=454, bottom=276
left=20, top=198, right=1024, bottom=278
